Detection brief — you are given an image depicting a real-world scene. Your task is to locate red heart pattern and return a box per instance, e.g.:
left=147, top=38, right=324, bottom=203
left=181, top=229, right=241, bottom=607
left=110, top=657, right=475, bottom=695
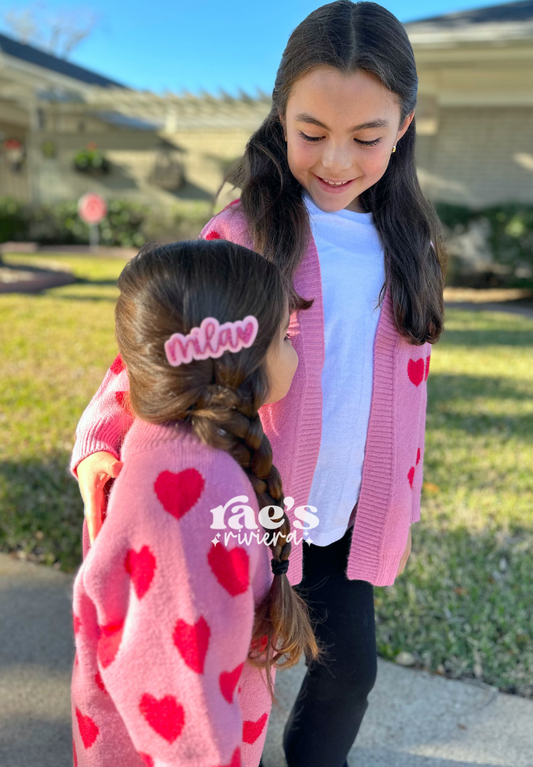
left=138, top=754, right=154, bottom=767
left=73, top=614, right=81, bottom=634
left=110, top=354, right=126, bottom=375
left=219, top=662, right=245, bottom=703
left=407, top=358, right=425, bottom=387
left=139, top=693, right=185, bottom=743
left=94, top=671, right=107, bottom=694
left=208, top=545, right=250, bottom=596
left=206, top=230, right=221, bottom=240
left=425, top=355, right=431, bottom=380
left=115, top=390, right=132, bottom=414
left=173, top=616, right=211, bottom=674
left=408, top=447, right=422, bottom=488
left=243, top=712, right=268, bottom=744
left=125, top=546, right=156, bottom=600
left=73, top=739, right=78, bottom=767
left=75, top=708, right=99, bottom=749
left=236, top=321, right=256, bottom=345
left=217, top=747, right=241, bottom=767
left=154, top=469, right=205, bottom=521
left=250, top=634, right=268, bottom=653
left=97, top=620, right=124, bottom=668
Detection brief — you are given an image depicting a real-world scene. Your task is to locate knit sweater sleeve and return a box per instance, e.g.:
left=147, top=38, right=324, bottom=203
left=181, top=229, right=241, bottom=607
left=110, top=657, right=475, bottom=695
left=70, top=353, right=133, bottom=478
left=69, top=201, right=248, bottom=480
left=73, top=441, right=270, bottom=766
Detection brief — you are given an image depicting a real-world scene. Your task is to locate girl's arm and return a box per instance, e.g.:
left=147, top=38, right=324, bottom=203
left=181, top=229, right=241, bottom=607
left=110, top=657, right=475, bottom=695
left=70, top=200, right=244, bottom=481
left=70, top=201, right=247, bottom=542
left=70, top=353, right=132, bottom=478
left=74, top=447, right=268, bottom=766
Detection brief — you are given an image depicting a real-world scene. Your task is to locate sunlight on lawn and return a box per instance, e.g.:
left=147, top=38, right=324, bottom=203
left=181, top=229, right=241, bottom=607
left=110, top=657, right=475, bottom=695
left=1, top=254, right=532, bottom=696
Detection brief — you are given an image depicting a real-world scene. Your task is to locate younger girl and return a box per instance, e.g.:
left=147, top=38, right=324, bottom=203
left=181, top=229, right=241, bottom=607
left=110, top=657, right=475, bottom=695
left=72, top=2, right=448, bottom=766
left=71, top=240, right=320, bottom=767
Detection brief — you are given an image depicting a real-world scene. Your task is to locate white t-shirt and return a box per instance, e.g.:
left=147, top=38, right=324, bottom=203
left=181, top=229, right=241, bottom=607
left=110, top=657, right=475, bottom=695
left=303, top=190, right=386, bottom=546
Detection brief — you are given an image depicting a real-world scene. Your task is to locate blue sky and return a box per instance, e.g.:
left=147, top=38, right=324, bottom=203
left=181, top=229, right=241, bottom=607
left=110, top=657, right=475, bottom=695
left=1, top=0, right=497, bottom=96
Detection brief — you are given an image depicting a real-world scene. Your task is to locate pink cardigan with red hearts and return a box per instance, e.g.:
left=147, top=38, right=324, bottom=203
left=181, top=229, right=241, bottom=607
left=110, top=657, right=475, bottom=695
left=71, top=417, right=275, bottom=767
left=70, top=199, right=432, bottom=587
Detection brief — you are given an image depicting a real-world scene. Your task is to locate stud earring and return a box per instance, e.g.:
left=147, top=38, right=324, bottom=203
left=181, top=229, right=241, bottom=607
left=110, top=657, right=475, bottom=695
left=391, top=145, right=396, bottom=153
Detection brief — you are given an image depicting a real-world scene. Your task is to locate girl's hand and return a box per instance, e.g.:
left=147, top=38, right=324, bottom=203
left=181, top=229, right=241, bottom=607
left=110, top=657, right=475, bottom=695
left=77, top=451, right=123, bottom=544
left=396, top=527, right=412, bottom=577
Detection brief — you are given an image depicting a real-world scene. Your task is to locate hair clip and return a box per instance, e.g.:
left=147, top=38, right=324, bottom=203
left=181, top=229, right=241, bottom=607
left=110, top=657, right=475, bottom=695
left=164, top=315, right=259, bottom=367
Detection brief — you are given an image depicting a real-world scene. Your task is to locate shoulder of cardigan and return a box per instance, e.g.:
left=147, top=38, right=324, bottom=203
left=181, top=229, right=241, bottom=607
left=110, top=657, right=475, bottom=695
left=208, top=202, right=394, bottom=335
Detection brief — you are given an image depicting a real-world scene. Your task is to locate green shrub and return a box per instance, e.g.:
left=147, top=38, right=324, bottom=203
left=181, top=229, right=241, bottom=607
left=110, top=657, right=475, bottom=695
left=435, top=203, right=533, bottom=287
left=27, top=199, right=149, bottom=248
left=0, top=198, right=211, bottom=250
left=142, top=201, right=212, bottom=243
left=0, top=197, right=28, bottom=243
left=99, top=199, right=149, bottom=248
left=72, top=147, right=110, bottom=174
left=3, top=197, right=529, bottom=284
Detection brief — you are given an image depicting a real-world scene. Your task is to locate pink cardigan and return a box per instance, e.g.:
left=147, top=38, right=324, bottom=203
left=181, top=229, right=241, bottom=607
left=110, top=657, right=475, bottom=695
left=72, top=418, right=275, bottom=767
left=71, top=199, right=432, bottom=587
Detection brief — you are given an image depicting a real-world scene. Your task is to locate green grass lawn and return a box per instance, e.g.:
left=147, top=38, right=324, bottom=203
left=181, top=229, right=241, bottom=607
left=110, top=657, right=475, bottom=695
left=1, top=252, right=532, bottom=698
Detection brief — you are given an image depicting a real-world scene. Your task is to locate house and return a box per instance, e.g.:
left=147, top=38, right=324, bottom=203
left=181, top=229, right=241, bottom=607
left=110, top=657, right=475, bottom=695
left=1, top=0, right=532, bottom=210
left=404, top=0, right=533, bottom=206
left=0, top=32, right=185, bottom=206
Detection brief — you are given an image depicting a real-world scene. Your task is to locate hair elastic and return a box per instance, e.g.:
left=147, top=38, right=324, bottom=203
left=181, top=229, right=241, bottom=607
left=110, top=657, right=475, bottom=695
left=165, top=315, right=259, bottom=367
left=271, top=558, right=290, bottom=576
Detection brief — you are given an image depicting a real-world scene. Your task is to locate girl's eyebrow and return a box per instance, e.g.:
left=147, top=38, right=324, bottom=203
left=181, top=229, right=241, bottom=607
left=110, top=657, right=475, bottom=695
left=294, top=112, right=389, bottom=132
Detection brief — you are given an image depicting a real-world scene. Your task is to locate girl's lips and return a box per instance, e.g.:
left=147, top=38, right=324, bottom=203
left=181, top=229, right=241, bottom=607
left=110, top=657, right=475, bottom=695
left=314, top=174, right=357, bottom=194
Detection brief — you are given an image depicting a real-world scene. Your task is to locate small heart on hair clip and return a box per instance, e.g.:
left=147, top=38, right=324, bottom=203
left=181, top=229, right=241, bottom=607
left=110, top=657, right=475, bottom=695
left=165, top=316, right=259, bottom=367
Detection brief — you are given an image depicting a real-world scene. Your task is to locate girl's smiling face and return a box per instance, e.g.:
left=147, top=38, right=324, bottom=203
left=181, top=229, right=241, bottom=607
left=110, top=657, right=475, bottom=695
left=279, top=66, right=414, bottom=214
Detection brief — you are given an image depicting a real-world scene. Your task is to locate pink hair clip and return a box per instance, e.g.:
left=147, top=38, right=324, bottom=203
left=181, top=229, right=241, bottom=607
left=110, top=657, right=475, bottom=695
left=164, top=315, right=259, bottom=367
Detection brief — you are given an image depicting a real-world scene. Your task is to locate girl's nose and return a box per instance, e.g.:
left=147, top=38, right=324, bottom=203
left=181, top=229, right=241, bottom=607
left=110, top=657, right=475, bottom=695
left=320, top=143, right=354, bottom=174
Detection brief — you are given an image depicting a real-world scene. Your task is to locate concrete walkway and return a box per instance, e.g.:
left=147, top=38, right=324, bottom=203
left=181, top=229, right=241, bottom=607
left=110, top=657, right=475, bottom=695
left=1, top=552, right=532, bottom=767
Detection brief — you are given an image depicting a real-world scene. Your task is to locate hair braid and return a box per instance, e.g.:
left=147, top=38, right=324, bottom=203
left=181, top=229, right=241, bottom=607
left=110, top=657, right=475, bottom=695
left=188, top=383, right=322, bottom=702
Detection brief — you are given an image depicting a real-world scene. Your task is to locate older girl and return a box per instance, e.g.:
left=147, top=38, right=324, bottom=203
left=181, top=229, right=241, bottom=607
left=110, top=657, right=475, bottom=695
left=72, top=3, right=446, bottom=765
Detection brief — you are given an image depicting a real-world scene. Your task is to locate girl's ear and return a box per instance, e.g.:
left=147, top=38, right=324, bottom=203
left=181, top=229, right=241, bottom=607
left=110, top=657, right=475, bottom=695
left=397, top=110, right=415, bottom=142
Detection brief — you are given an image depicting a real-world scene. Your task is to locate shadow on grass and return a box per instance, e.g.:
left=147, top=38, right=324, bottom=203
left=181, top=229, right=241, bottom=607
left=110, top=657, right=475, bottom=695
left=427, top=374, right=533, bottom=442
left=440, top=324, right=533, bottom=348
left=43, top=293, right=119, bottom=303
left=73, top=277, right=120, bottom=287
left=429, top=372, right=533, bottom=402
left=0, top=451, right=83, bottom=572
left=375, top=520, right=533, bottom=698
left=427, top=373, right=533, bottom=449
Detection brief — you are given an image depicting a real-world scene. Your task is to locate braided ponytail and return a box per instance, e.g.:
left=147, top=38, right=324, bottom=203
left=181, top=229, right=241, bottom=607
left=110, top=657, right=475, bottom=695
left=188, top=382, right=321, bottom=701
left=115, top=239, right=323, bottom=704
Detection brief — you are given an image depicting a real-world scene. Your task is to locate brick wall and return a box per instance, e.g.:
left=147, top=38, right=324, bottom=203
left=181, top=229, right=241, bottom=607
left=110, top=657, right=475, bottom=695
left=416, top=107, right=533, bottom=207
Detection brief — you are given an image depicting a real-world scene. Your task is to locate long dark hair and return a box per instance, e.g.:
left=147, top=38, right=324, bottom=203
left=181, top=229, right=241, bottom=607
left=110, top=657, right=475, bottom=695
left=214, top=0, right=447, bottom=344
left=115, top=239, right=322, bottom=702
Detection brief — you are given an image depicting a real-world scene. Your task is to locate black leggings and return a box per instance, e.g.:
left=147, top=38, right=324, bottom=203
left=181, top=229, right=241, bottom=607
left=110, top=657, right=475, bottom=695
left=282, top=524, right=378, bottom=767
